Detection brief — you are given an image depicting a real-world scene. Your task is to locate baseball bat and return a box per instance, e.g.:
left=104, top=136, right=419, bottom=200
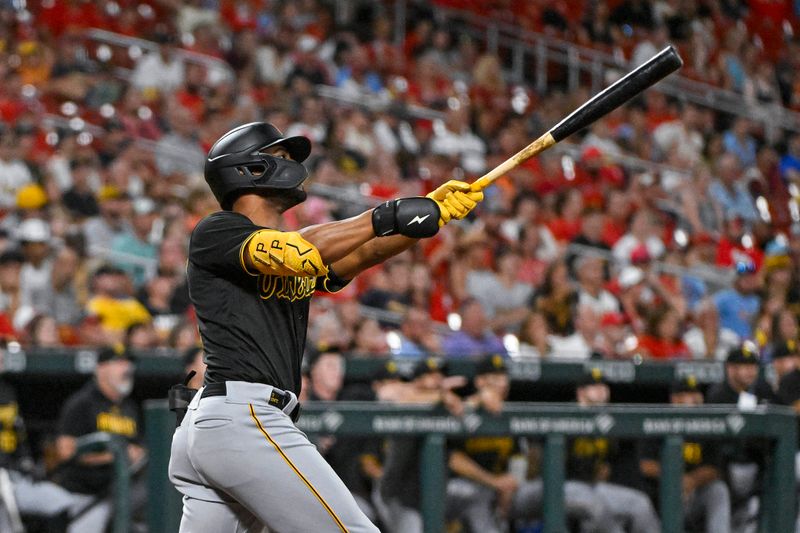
left=471, top=45, right=683, bottom=191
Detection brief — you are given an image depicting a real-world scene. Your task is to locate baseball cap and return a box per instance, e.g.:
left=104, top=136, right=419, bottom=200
left=475, top=354, right=508, bottom=376
left=16, top=184, right=48, bottom=210
left=411, top=357, right=448, bottom=379
left=576, top=367, right=608, bottom=388
left=771, top=340, right=799, bottom=360
left=17, top=218, right=51, bottom=243
left=372, top=359, right=403, bottom=381
left=726, top=341, right=760, bottom=365
left=96, top=344, right=135, bottom=364
left=670, top=374, right=700, bottom=394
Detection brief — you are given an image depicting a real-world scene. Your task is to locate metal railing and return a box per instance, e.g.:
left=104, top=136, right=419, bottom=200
left=143, top=400, right=797, bottom=533
left=435, top=6, right=800, bottom=135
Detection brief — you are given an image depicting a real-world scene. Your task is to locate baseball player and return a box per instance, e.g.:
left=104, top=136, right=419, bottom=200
left=168, top=122, right=483, bottom=532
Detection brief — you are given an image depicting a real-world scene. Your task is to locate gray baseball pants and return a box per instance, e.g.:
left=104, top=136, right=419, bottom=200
left=685, top=479, right=731, bottom=533
left=169, top=382, right=379, bottom=533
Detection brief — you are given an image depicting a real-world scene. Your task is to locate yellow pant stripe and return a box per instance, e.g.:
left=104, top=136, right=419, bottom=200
left=248, top=404, right=348, bottom=532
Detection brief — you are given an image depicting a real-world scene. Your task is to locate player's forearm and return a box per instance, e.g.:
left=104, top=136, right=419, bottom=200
left=299, top=211, right=377, bottom=265
left=686, top=465, right=719, bottom=488
left=448, top=450, right=497, bottom=488
left=331, top=234, right=418, bottom=280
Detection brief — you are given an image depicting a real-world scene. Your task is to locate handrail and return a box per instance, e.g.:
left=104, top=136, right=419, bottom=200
left=75, top=432, right=130, bottom=533
left=438, top=6, right=800, bottom=133
left=83, top=28, right=234, bottom=82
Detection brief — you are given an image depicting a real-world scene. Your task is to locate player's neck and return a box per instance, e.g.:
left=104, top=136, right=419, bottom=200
left=232, top=195, right=282, bottom=228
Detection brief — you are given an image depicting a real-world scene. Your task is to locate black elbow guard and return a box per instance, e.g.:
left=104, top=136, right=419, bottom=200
left=372, top=197, right=440, bottom=238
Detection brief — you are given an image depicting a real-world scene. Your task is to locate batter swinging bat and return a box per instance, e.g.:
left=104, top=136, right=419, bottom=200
left=471, top=45, right=683, bottom=191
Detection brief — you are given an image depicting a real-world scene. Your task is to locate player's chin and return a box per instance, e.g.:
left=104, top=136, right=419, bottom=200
left=267, top=187, right=307, bottom=213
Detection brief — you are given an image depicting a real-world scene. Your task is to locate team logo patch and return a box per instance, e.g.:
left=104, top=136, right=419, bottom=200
left=259, top=274, right=316, bottom=302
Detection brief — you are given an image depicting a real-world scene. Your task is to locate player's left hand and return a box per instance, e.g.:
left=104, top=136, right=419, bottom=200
left=426, top=180, right=484, bottom=227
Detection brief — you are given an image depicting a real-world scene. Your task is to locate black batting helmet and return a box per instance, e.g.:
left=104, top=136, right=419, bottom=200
left=204, top=122, right=312, bottom=210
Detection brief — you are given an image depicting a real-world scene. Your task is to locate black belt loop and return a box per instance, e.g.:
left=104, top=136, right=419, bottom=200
left=200, top=382, right=292, bottom=410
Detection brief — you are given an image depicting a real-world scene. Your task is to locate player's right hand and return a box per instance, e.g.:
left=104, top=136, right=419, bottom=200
left=426, top=180, right=484, bottom=227
left=247, top=230, right=329, bottom=278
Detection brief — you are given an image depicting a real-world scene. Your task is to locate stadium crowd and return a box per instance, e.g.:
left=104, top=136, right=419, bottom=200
left=0, top=0, right=799, bottom=531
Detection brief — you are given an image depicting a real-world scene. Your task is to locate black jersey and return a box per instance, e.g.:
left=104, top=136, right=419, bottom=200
left=56, top=380, right=140, bottom=495
left=188, top=211, right=349, bottom=393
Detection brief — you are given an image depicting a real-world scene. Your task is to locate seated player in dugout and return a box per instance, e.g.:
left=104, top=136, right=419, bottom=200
left=640, top=375, right=732, bottom=533
left=168, top=123, right=484, bottom=532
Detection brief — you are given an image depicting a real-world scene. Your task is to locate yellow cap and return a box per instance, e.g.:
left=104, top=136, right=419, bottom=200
left=97, top=185, right=123, bottom=202
left=16, top=184, right=47, bottom=210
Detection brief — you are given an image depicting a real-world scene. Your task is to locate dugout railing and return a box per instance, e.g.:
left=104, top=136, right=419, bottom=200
left=143, top=401, right=796, bottom=533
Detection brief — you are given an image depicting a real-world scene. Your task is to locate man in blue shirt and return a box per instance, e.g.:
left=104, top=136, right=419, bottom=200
left=711, top=260, right=761, bottom=341
left=707, top=153, right=758, bottom=223
left=442, top=298, right=507, bottom=358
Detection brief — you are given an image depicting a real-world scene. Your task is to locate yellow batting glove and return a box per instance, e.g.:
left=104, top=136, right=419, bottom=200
left=426, top=180, right=484, bottom=227
left=246, top=230, right=329, bottom=278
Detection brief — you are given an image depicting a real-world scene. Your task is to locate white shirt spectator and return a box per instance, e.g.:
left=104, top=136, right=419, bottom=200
left=0, top=158, right=33, bottom=209
left=653, top=120, right=704, bottom=167
left=430, top=123, right=487, bottom=175
left=612, top=235, right=665, bottom=264
left=547, top=333, right=592, bottom=360
left=131, top=52, right=185, bottom=95
left=577, top=288, right=620, bottom=315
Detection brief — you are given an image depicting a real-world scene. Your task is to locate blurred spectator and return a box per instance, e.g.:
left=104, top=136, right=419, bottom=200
left=168, top=319, right=200, bottom=351
left=61, top=157, right=101, bottom=219
left=636, top=306, right=691, bottom=360
left=517, top=311, right=551, bottom=358
left=722, top=118, right=757, bottom=169
left=567, top=210, right=611, bottom=274
left=155, top=104, right=206, bottom=178
left=466, top=249, right=533, bottom=332
left=574, top=255, right=620, bottom=315
left=83, top=266, right=151, bottom=345
left=125, top=321, right=160, bottom=351
left=131, top=31, right=184, bottom=97
left=709, top=260, right=762, bottom=343
left=111, top=197, right=159, bottom=287
left=640, top=376, right=732, bottom=533
left=16, top=219, right=55, bottom=329
left=25, top=313, right=62, bottom=348
left=531, top=261, right=578, bottom=336
left=442, top=298, right=507, bottom=358
left=612, top=210, right=666, bottom=265
left=0, top=130, right=34, bottom=211
left=391, top=307, right=441, bottom=359
left=770, top=340, right=799, bottom=387
left=349, top=318, right=389, bottom=358
left=779, top=134, right=800, bottom=182
left=83, top=187, right=133, bottom=258
left=708, top=154, right=758, bottom=224
left=54, top=346, right=146, bottom=531
left=359, top=259, right=411, bottom=315
left=548, top=304, right=601, bottom=360
left=429, top=99, right=486, bottom=175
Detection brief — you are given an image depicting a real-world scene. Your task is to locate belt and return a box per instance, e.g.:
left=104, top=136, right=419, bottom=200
left=201, top=381, right=293, bottom=410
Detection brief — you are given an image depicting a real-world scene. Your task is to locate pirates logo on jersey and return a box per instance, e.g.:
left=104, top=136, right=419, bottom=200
left=259, top=274, right=317, bottom=302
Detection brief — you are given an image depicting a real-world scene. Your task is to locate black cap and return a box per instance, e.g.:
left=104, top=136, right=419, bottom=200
left=671, top=374, right=700, bottom=394
left=0, top=250, right=24, bottom=266
left=411, top=357, right=448, bottom=379
left=726, top=342, right=760, bottom=365
left=475, top=354, right=508, bottom=376
left=373, top=359, right=403, bottom=381
left=93, top=264, right=126, bottom=278
left=305, top=345, right=344, bottom=370
left=577, top=367, right=608, bottom=388
left=772, top=340, right=799, bottom=360
left=96, top=345, right=135, bottom=364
